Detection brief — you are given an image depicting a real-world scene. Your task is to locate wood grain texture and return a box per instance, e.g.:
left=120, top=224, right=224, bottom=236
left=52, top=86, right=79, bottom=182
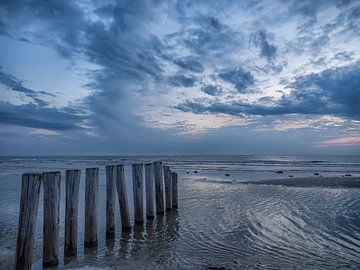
left=153, top=161, right=165, bottom=215
left=15, top=173, right=42, bottom=270
left=132, top=164, right=144, bottom=224
left=164, top=165, right=173, bottom=210
left=43, top=171, right=61, bottom=267
left=145, top=163, right=155, bottom=219
left=171, top=172, right=178, bottom=208
left=64, top=169, right=80, bottom=256
left=105, top=165, right=116, bottom=236
left=116, top=164, right=131, bottom=230
left=84, top=168, right=99, bottom=247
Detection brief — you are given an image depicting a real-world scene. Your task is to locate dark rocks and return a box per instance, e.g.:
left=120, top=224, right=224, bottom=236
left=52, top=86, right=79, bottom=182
left=344, top=174, right=352, bottom=177
left=225, top=173, right=230, bottom=176
left=194, top=170, right=198, bottom=173
left=275, top=170, right=284, bottom=174
left=314, top=173, right=320, bottom=176
left=288, top=175, right=293, bottom=177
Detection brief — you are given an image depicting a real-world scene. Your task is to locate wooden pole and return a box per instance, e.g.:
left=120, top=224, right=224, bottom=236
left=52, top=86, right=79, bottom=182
left=15, top=173, right=42, bottom=270
left=145, top=163, right=155, bottom=219
left=42, top=171, right=61, bottom=267
left=84, top=168, right=99, bottom=248
left=64, top=169, right=80, bottom=257
left=132, top=164, right=144, bottom=224
left=116, top=164, right=131, bottom=230
left=153, top=161, right=165, bottom=215
left=105, top=165, right=116, bottom=236
left=164, top=165, right=172, bottom=210
left=172, top=172, right=178, bottom=208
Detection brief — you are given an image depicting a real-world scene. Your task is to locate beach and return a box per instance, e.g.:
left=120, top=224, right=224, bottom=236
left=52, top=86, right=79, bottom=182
left=1, top=155, right=360, bottom=269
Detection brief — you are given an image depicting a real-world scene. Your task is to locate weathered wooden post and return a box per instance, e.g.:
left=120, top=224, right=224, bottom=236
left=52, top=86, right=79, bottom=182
left=171, top=172, right=178, bottom=208
left=64, top=169, right=80, bottom=257
left=116, top=165, right=131, bottom=230
left=164, top=165, right=172, bottom=210
left=84, top=168, right=99, bottom=247
left=15, top=173, right=42, bottom=270
left=43, top=171, right=61, bottom=267
left=145, top=163, right=155, bottom=219
left=105, top=165, right=116, bottom=236
left=132, top=164, right=144, bottom=224
left=153, top=161, right=165, bottom=215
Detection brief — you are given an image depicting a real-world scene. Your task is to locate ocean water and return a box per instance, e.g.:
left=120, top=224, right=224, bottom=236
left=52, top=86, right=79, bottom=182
left=0, top=155, right=360, bottom=269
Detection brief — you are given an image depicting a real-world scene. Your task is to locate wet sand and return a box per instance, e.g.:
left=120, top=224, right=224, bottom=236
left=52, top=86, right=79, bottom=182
left=2, top=156, right=360, bottom=269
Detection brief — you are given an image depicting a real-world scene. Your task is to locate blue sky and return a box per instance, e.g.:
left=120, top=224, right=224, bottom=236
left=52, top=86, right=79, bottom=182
left=0, top=0, right=359, bottom=155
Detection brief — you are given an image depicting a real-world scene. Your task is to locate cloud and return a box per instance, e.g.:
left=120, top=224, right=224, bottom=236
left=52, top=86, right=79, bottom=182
left=0, top=0, right=360, bottom=154
left=333, top=51, right=354, bottom=62
left=201, top=85, right=222, bottom=96
left=177, top=62, right=360, bottom=119
left=316, top=135, right=360, bottom=147
left=174, top=58, right=204, bottom=73
left=0, top=66, right=55, bottom=105
left=30, top=129, right=60, bottom=136
left=180, top=16, right=242, bottom=57
left=256, top=29, right=277, bottom=61
left=0, top=101, right=85, bottom=131
left=169, top=74, right=196, bottom=87
left=289, top=62, right=360, bottom=118
left=218, top=67, right=255, bottom=93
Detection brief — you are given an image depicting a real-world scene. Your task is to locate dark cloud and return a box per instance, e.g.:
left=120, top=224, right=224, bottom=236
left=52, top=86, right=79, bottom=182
left=177, top=63, right=360, bottom=119
left=174, top=58, right=204, bottom=73
left=256, top=30, right=277, bottom=61
left=0, top=0, right=86, bottom=58
left=0, top=101, right=85, bottom=131
left=0, top=67, right=85, bottom=131
left=0, top=67, right=37, bottom=96
left=0, top=67, right=55, bottom=105
left=180, top=16, right=241, bottom=57
left=201, top=85, right=222, bottom=96
left=290, top=62, right=360, bottom=117
left=219, top=67, right=255, bottom=93
left=169, top=74, right=196, bottom=87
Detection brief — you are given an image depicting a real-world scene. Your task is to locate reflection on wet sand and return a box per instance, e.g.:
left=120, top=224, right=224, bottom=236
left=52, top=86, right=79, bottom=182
left=64, top=254, right=76, bottom=267
left=119, top=230, right=131, bottom=259
left=107, top=212, right=180, bottom=266
left=165, top=209, right=180, bottom=242
left=130, top=224, right=145, bottom=258
left=105, top=235, right=115, bottom=258
left=79, top=245, right=98, bottom=267
left=145, top=218, right=155, bottom=242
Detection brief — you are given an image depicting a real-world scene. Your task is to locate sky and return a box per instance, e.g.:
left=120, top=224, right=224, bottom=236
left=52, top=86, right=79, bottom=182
left=0, top=0, right=359, bottom=155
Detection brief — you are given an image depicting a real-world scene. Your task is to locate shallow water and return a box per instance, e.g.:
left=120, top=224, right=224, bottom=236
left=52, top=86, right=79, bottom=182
left=1, top=155, right=360, bottom=269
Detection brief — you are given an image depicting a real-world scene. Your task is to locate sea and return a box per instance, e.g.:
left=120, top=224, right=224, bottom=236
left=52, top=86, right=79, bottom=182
left=0, top=155, right=360, bottom=269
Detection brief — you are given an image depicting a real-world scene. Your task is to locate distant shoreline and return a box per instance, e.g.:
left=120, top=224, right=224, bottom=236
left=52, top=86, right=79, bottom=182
left=196, top=176, right=360, bottom=188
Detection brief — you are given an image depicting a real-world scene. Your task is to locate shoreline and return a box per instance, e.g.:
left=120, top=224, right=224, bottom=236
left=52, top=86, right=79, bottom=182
left=196, top=176, right=360, bottom=188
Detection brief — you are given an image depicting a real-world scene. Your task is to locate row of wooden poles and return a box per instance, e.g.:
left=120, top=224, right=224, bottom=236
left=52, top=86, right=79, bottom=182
left=15, top=161, right=178, bottom=270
